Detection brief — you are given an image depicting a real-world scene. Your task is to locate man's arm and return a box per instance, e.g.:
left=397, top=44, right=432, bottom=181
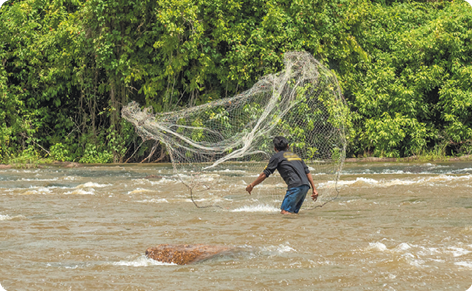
left=246, top=173, right=267, bottom=195
left=306, top=173, right=319, bottom=201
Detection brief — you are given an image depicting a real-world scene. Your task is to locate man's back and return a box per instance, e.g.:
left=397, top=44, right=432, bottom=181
left=263, top=150, right=310, bottom=189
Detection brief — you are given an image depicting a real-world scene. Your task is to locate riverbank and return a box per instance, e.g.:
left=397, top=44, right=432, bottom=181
left=345, top=154, right=472, bottom=163
left=1, top=155, right=472, bottom=170
left=0, top=161, right=82, bottom=169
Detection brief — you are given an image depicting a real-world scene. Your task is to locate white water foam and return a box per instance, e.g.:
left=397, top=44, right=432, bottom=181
left=76, top=182, right=111, bottom=188
left=0, top=214, right=24, bottom=220
left=318, top=178, right=378, bottom=189
left=261, top=244, right=296, bottom=253
left=177, top=173, right=219, bottom=182
left=364, top=242, right=425, bottom=267
left=65, top=189, right=95, bottom=195
left=113, top=255, right=176, bottom=266
left=132, top=178, right=175, bottom=185
left=0, top=214, right=11, bottom=221
left=22, top=187, right=52, bottom=195
left=149, top=178, right=175, bottom=185
left=363, top=241, right=472, bottom=270
left=12, top=169, right=40, bottom=173
left=400, top=252, right=425, bottom=267
left=393, top=242, right=412, bottom=252
left=454, top=168, right=472, bottom=172
left=455, top=262, right=472, bottom=269
left=367, top=242, right=388, bottom=252
left=183, top=197, right=223, bottom=203
left=128, top=188, right=156, bottom=195
left=136, top=198, right=169, bottom=203
left=231, top=204, right=280, bottom=212
left=321, top=174, right=472, bottom=189
left=448, top=246, right=472, bottom=257
left=20, top=177, right=59, bottom=182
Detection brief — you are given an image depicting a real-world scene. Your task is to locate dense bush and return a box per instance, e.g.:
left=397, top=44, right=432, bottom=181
left=1, top=0, right=471, bottom=162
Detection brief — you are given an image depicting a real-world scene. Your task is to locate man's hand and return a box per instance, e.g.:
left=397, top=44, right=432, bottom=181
left=311, top=189, right=319, bottom=201
left=245, top=173, right=266, bottom=195
left=246, top=184, right=254, bottom=195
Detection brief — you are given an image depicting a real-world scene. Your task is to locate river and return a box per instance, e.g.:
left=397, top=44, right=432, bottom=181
left=1, top=162, right=472, bottom=290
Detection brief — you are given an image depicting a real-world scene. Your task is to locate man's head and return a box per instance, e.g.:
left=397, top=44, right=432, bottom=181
left=273, top=136, right=289, bottom=152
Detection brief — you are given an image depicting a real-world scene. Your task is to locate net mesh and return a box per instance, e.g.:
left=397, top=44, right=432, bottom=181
left=122, top=51, right=348, bottom=210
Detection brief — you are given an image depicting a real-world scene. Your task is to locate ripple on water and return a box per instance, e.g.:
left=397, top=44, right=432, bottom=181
left=22, top=187, right=52, bottom=195
left=127, top=188, right=157, bottom=195
left=0, top=214, right=12, bottom=221
left=19, top=177, right=59, bottom=182
left=360, top=241, right=472, bottom=270
left=136, top=198, right=168, bottom=203
left=455, top=262, right=472, bottom=269
left=76, top=182, right=111, bottom=188
left=112, top=255, right=176, bottom=266
left=320, top=174, right=472, bottom=189
left=231, top=204, right=279, bottom=212
left=3, top=162, right=472, bottom=289
left=64, top=189, right=95, bottom=195
left=259, top=244, right=296, bottom=254
left=0, top=214, right=25, bottom=220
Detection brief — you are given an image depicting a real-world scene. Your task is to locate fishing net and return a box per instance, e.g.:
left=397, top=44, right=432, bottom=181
left=122, top=51, right=348, bottom=210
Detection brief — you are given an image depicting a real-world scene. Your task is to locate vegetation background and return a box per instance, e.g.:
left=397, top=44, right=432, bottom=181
left=1, top=0, right=471, bottom=164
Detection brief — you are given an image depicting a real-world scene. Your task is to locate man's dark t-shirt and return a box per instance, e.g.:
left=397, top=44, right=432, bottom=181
left=262, top=150, right=311, bottom=189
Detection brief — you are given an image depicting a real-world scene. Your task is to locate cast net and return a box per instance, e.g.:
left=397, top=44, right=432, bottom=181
left=122, top=51, right=348, bottom=210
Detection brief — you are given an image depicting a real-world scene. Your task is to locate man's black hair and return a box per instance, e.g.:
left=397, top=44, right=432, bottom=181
left=273, top=136, right=289, bottom=151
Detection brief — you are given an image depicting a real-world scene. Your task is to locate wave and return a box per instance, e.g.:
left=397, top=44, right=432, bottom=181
left=456, top=262, right=472, bottom=269
left=361, top=241, right=472, bottom=269
left=65, top=189, right=95, bottom=195
left=19, top=177, right=59, bottom=182
left=76, top=182, right=111, bottom=188
left=319, top=174, right=472, bottom=189
left=231, top=204, right=279, bottom=212
left=112, top=255, right=176, bottom=266
left=136, top=198, right=169, bottom=203
left=0, top=214, right=25, bottom=220
left=0, top=214, right=12, bottom=221
left=128, top=188, right=156, bottom=195
left=22, top=187, right=52, bottom=195
left=260, top=244, right=296, bottom=253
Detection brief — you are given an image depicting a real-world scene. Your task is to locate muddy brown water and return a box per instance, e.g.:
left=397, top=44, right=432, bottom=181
left=1, top=162, right=472, bottom=290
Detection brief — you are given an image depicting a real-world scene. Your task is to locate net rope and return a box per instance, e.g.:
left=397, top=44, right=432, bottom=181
left=122, top=51, right=348, bottom=210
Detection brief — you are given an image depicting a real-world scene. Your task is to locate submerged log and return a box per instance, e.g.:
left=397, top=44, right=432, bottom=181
left=145, top=244, right=232, bottom=265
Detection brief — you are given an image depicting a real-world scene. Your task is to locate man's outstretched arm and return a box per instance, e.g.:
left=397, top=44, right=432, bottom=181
left=306, top=173, right=319, bottom=201
left=246, top=173, right=267, bottom=195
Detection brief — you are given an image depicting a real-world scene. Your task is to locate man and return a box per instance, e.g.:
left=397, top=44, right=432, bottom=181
left=245, top=136, right=318, bottom=214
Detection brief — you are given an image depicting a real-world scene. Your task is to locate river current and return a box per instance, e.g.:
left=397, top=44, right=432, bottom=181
left=1, top=162, right=472, bottom=290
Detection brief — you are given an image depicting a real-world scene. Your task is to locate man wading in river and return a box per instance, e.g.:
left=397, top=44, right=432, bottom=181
left=245, top=136, right=319, bottom=214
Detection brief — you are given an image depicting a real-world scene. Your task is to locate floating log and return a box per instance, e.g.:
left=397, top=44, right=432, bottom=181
left=0, top=164, right=11, bottom=169
left=145, top=244, right=232, bottom=265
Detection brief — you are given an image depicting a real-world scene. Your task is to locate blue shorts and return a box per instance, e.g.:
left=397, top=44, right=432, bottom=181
left=281, top=185, right=310, bottom=213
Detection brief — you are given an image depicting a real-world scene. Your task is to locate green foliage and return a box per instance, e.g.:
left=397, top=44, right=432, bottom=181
left=9, top=146, right=40, bottom=167
left=49, top=143, right=71, bottom=162
left=1, top=0, right=471, bottom=162
left=79, top=144, right=113, bottom=164
left=344, top=1, right=472, bottom=157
